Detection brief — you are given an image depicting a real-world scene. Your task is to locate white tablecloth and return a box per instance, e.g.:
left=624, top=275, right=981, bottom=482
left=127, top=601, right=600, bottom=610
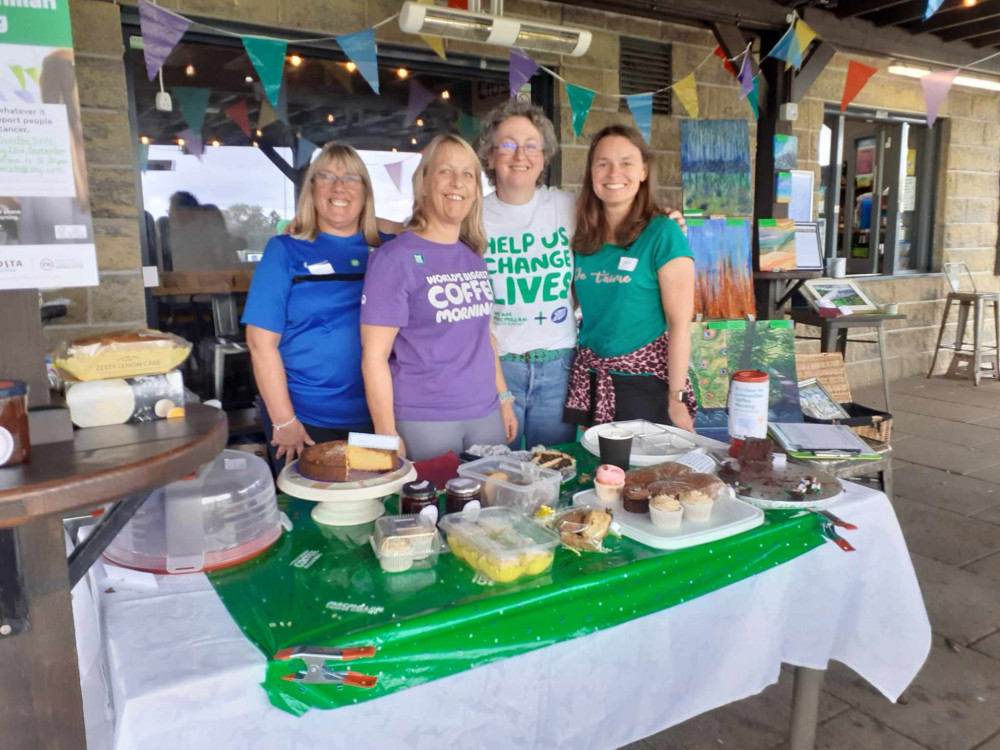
left=73, top=483, right=930, bottom=750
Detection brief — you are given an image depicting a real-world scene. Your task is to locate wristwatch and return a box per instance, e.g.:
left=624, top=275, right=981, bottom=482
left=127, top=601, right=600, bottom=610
left=668, top=389, right=686, bottom=403
left=499, top=390, right=515, bottom=405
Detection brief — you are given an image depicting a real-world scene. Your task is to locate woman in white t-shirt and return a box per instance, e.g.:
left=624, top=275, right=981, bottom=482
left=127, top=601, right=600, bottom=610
left=477, top=99, right=578, bottom=448
left=477, top=100, right=685, bottom=448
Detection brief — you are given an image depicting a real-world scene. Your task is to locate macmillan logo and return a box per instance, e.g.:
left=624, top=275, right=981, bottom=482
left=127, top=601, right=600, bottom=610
left=551, top=306, right=568, bottom=323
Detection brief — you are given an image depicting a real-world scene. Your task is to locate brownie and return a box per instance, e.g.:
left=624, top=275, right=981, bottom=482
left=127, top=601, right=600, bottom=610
left=622, top=485, right=650, bottom=514
left=738, top=437, right=774, bottom=476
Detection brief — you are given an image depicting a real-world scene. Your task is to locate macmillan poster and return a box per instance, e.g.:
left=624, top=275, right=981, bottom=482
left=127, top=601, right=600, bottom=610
left=0, top=0, right=98, bottom=289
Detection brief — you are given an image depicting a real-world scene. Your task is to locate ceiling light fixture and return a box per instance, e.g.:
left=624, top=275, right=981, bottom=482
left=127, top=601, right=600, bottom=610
left=211, top=139, right=221, bottom=147
left=184, top=63, right=196, bottom=77
left=416, top=118, right=424, bottom=127
left=441, top=90, right=450, bottom=99
left=888, top=63, right=1000, bottom=92
left=964, top=0, right=977, bottom=6
left=252, top=141, right=259, bottom=147
left=399, top=0, right=591, bottom=56
left=397, top=68, right=409, bottom=79
left=245, top=75, right=253, bottom=83
left=139, top=135, right=150, bottom=145
left=290, top=55, right=303, bottom=67
left=177, top=138, right=186, bottom=146
left=345, top=61, right=357, bottom=72
left=327, top=113, right=335, bottom=122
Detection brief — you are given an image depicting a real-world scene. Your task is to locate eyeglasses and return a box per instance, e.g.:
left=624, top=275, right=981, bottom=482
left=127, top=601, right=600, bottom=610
left=314, top=172, right=364, bottom=187
left=496, top=141, right=542, bottom=158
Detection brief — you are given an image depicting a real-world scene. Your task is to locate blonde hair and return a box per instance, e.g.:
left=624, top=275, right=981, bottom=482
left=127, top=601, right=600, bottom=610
left=407, top=134, right=488, bottom=255
left=287, top=142, right=382, bottom=245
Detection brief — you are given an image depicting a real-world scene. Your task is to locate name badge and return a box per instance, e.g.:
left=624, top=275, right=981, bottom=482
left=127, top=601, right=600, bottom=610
left=305, top=261, right=334, bottom=275
left=618, top=256, right=638, bottom=272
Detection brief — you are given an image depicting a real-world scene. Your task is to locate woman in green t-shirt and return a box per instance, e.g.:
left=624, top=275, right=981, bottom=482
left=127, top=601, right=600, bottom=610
left=563, top=124, right=697, bottom=432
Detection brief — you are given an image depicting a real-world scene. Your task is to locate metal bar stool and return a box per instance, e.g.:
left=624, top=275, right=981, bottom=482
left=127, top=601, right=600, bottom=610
left=928, top=263, right=1000, bottom=385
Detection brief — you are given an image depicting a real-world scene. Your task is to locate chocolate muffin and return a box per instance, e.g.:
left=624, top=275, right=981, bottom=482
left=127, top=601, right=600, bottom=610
left=623, top=485, right=651, bottom=514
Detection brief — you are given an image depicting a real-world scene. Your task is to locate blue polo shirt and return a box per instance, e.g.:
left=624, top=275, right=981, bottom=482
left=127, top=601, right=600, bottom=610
left=242, top=231, right=392, bottom=428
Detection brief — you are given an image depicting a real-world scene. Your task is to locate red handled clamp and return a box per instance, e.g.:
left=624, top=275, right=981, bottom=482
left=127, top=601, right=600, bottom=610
left=274, top=645, right=379, bottom=687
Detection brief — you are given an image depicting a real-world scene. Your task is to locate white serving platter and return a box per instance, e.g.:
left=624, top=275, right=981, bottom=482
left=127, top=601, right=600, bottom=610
left=277, top=457, right=417, bottom=526
left=572, top=486, right=764, bottom=550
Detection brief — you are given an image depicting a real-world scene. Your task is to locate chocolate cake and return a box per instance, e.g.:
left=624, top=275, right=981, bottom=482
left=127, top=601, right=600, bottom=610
left=737, top=437, right=774, bottom=476
left=623, top=485, right=651, bottom=514
left=624, top=461, right=691, bottom=488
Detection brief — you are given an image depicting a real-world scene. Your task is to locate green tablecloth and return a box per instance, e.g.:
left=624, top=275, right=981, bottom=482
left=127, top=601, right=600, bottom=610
left=207, top=444, right=824, bottom=716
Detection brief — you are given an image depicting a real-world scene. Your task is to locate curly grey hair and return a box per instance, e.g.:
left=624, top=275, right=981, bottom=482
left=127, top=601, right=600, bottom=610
left=475, top=98, right=559, bottom=188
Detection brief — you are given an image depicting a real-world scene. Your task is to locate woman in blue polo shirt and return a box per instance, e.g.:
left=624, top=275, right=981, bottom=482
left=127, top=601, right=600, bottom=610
left=243, top=143, right=397, bottom=467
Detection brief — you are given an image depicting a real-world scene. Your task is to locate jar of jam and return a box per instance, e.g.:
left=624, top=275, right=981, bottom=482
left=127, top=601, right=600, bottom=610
left=444, top=477, right=482, bottom=514
left=399, top=480, right=438, bottom=515
left=0, top=380, right=29, bottom=468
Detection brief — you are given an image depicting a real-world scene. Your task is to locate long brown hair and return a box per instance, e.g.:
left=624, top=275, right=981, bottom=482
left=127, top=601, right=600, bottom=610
left=572, top=124, right=659, bottom=256
left=407, top=134, right=488, bottom=255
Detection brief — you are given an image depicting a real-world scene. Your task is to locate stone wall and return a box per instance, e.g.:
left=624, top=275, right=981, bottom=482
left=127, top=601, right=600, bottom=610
left=59, top=0, right=1000, bottom=389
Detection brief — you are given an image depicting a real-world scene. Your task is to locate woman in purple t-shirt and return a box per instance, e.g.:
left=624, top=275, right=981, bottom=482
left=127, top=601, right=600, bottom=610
left=361, top=135, right=518, bottom=461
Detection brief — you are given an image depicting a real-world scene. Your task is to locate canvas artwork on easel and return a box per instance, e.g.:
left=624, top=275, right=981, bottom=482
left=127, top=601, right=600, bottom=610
left=680, top=120, right=753, bottom=216
left=686, top=218, right=755, bottom=319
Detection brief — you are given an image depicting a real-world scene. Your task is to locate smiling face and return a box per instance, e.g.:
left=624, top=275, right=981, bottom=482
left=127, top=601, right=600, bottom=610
left=312, top=157, right=366, bottom=235
left=487, top=115, right=545, bottom=193
left=422, top=141, right=479, bottom=228
left=590, top=135, right=648, bottom=211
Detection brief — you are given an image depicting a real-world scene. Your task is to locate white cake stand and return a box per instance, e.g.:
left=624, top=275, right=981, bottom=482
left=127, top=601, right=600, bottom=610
left=277, top=457, right=417, bottom=526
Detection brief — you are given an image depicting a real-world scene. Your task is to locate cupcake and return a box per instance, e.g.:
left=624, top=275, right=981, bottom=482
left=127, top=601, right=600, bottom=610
left=649, top=495, right=684, bottom=529
left=622, top=484, right=650, bottom=514
left=594, top=464, right=626, bottom=505
left=679, top=491, right=715, bottom=522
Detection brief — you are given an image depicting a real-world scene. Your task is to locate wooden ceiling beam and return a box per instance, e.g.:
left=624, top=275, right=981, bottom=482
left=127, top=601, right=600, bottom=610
left=834, top=0, right=909, bottom=19
left=911, top=0, right=1000, bottom=33
left=865, top=0, right=963, bottom=26
left=970, top=29, right=1000, bottom=47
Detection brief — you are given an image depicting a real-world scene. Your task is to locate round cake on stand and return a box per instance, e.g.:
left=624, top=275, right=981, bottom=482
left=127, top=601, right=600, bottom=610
left=277, top=456, right=417, bottom=526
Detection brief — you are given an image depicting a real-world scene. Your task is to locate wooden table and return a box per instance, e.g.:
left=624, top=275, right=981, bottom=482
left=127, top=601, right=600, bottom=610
left=150, top=270, right=254, bottom=297
left=788, top=309, right=907, bottom=412
left=0, top=404, right=228, bottom=750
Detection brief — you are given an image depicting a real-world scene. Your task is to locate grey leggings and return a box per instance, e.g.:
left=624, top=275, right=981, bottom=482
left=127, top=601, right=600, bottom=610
left=396, top=409, right=505, bottom=462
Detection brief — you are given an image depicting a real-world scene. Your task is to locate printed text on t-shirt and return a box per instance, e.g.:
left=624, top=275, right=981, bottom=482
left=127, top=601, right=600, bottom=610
left=486, top=229, right=572, bottom=306
left=426, top=270, right=494, bottom=323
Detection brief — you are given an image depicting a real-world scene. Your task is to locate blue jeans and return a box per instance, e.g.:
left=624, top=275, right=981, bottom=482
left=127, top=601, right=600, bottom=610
left=500, top=353, right=578, bottom=449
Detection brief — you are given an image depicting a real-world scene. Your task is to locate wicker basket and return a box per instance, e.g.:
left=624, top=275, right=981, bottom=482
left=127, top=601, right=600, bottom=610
left=795, top=352, right=892, bottom=443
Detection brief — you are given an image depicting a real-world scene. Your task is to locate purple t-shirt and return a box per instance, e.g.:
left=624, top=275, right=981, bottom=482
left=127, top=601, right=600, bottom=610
left=361, top=232, right=499, bottom=422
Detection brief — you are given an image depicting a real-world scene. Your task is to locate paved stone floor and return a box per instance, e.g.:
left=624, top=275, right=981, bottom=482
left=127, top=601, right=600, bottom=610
left=623, top=375, right=1000, bottom=750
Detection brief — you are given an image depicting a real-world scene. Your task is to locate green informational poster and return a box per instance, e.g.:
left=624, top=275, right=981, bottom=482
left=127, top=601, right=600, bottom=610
left=207, top=443, right=825, bottom=716
left=0, top=0, right=98, bottom=289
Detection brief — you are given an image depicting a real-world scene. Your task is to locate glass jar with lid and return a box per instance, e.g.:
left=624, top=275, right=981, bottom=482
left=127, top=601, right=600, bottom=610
left=0, top=380, right=29, bottom=468
left=399, top=480, right=438, bottom=515
left=444, top=477, right=482, bottom=514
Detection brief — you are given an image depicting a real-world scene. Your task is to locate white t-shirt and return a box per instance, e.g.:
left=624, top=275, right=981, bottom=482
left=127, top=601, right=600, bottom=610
left=483, top=187, right=578, bottom=356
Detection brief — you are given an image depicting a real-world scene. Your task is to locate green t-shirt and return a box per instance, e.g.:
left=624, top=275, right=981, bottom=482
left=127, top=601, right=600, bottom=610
left=574, top=215, right=693, bottom=358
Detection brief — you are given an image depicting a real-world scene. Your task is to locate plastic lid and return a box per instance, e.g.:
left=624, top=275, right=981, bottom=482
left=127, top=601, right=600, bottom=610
left=0, top=380, right=27, bottom=398
left=444, top=477, right=481, bottom=496
left=402, top=479, right=437, bottom=499
left=372, top=515, right=440, bottom=562
left=732, top=370, right=769, bottom=382
left=438, top=506, right=560, bottom=559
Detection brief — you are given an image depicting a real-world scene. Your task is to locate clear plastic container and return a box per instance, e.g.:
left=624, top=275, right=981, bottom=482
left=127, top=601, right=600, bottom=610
left=438, top=506, right=561, bottom=583
left=370, top=515, right=442, bottom=573
left=103, top=449, right=282, bottom=574
left=457, top=457, right=561, bottom=514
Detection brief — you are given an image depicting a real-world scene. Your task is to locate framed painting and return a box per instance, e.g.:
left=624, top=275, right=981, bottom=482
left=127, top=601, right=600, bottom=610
left=802, top=279, right=879, bottom=313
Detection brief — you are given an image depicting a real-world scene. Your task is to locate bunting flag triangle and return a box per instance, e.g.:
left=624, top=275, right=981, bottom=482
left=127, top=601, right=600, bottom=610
left=139, top=143, right=150, bottom=173
left=138, top=0, right=191, bottom=82
left=223, top=100, right=252, bottom=137
left=9, top=65, right=25, bottom=90
left=384, top=161, right=404, bottom=191
left=13, top=90, right=32, bottom=103
left=338, top=29, right=380, bottom=94
left=296, top=136, right=318, bottom=169
left=768, top=24, right=802, bottom=70
left=713, top=45, right=738, bottom=78
left=242, top=36, right=287, bottom=109
left=626, top=93, right=653, bottom=143
left=924, top=0, right=945, bottom=21
left=794, top=20, right=817, bottom=55
left=921, top=68, right=959, bottom=127
left=565, top=83, right=595, bottom=137
left=418, top=0, right=447, bottom=60
left=748, top=76, right=759, bottom=121
left=179, top=128, right=203, bottom=159
left=257, top=97, right=280, bottom=130
left=25, top=67, right=40, bottom=86
left=173, top=87, right=210, bottom=134
left=404, top=79, right=435, bottom=127
left=509, top=47, right=539, bottom=97
left=737, top=55, right=754, bottom=100
left=674, top=72, right=699, bottom=118
left=459, top=112, right=481, bottom=141
left=840, top=60, right=878, bottom=111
